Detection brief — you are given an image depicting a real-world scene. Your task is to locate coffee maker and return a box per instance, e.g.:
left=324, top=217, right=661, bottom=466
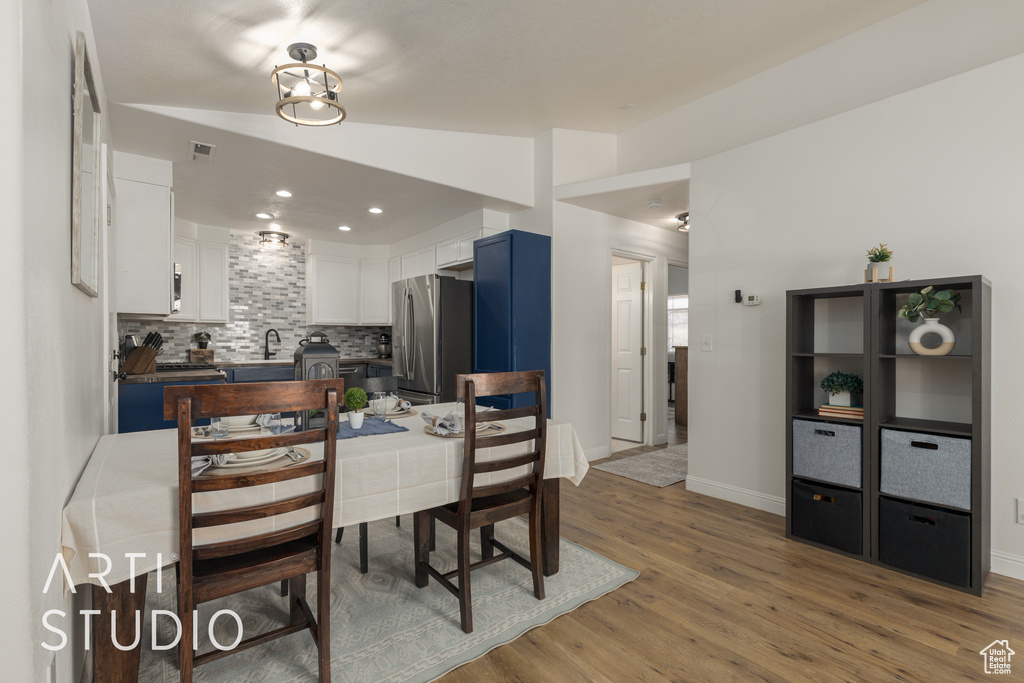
left=376, top=333, right=392, bottom=358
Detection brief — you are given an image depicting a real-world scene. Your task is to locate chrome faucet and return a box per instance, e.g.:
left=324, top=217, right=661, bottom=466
left=264, top=328, right=281, bottom=360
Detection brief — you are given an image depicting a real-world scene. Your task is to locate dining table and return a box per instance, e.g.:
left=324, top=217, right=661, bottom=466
left=60, top=403, right=589, bottom=682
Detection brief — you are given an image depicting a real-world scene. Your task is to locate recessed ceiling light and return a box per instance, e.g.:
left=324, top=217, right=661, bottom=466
left=338, top=225, right=351, bottom=231
left=256, top=213, right=272, bottom=219
left=368, top=207, right=383, bottom=214
left=276, top=190, right=292, bottom=198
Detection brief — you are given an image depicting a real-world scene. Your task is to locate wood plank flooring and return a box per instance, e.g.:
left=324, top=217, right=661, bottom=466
left=439, top=426, right=1024, bottom=682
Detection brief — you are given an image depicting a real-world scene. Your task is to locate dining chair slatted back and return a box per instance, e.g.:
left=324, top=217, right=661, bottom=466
left=164, top=379, right=343, bottom=683
left=413, top=370, right=547, bottom=633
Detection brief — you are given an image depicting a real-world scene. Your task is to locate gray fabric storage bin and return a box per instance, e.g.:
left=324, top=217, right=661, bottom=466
left=792, top=419, right=862, bottom=488
left=880, top=429, right=971, bottom=510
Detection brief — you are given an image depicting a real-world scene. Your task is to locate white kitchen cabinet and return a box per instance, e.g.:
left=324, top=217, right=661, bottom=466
left=400, top=252, right=418, bottom=279
left=307, top=254, right=359, bottom=324
left=171, top=236, right=229, bottom=323
left=115, top=178, right=173, bottom=315
left=416, top=246, right=435, bottom=276
left=436, top=238, right=460, bottom=268
left=197, top=242, right=229, bottom=322
left=359, top=259, right=390, bottom=324
left=389, top=256, right=401, bottom=283
left=173, top=236, right=197, bottom=320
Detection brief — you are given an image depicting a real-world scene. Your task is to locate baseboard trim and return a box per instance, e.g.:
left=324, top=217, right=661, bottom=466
left=586, top=445, right=610, bottom=463
left=685, top=476, right=786, bottom=516
left=685, top=477, right=1024, bottom=581
left=991, top=550, right=1024, bottom=581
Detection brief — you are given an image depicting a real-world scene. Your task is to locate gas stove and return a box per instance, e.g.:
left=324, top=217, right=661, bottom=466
left=155, top=362, right=219, bottom=372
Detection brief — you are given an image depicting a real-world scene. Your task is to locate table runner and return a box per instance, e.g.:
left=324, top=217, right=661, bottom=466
left=336, top=416, right=409, bottom=439
left=61, top=403, right=588, bottom=588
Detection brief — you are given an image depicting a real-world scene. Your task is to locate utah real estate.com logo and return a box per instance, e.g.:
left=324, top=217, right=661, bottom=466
left=980, top=640, right=1014, bottom=675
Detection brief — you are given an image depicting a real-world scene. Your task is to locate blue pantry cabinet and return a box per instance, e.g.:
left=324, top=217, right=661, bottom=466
left=473, top=230, right=551, bottom=413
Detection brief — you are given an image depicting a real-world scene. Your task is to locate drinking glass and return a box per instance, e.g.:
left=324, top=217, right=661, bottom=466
left=210, top=417, right=228, bottom=438
left=266, top=413, right=283, bottom=434
left=372, top=392, right=388, bottom=420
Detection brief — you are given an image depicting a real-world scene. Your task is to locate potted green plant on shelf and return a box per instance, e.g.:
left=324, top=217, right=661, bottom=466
left=820, top=371, right=863, bottom=407
left=344, top=387, right=368, bottom=428
left=192, top=331, right=212, bottom=349
left=864, top=242, right=894, bottom=283
left=898, top=285, right=961, bottom=356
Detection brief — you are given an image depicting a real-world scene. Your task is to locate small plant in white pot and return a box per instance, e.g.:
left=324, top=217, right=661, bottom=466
left=820, top=371, right=863, bottom=407
left=864, top=243, right=894, bottom=282
left=344, top=387, right=368, bottom=428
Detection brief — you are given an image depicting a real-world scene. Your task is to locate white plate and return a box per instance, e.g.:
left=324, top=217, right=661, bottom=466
left=222, top=415, right=258, bottom=427
left=226, top=424, right=262, bottom=433
left=214, top=449, right=291, bottom=468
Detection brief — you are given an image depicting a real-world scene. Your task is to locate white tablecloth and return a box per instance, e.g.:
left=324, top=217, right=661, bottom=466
left=61, top=404, right=588, bottom=587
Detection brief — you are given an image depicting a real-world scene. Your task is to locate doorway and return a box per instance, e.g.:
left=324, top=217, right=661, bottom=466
left=611, top=255, right=645, bottom=450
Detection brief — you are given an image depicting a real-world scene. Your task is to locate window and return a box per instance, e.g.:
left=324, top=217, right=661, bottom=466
left=668, top=294, right=689, bottom=351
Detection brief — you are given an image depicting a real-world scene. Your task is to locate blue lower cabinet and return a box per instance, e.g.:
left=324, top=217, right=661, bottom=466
left=367, top=363, right=392, bottom=378
left=118, top=380, right=222, bottom=433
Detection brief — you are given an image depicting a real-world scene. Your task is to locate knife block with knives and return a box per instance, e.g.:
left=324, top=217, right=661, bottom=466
left=120, top=331, right=163, bottom=374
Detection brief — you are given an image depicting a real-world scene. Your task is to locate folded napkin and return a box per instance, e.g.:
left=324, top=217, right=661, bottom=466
left=191, top=448, right=304, bottom=477
left=421, top=410, right=463, bottom=435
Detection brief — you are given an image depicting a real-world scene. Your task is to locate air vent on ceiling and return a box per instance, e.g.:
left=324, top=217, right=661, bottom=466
left=188, top=140, right=216, bottom=164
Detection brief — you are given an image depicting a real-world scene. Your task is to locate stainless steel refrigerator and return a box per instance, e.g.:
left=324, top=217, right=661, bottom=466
left=392, top=274, right=473, bottom=405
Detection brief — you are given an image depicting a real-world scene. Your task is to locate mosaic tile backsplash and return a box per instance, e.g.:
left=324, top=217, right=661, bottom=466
left=121, top=233, right=391, bottom=362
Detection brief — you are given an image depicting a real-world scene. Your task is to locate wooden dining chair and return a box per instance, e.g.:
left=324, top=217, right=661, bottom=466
left=333, top=374, right=401, bottom=573
left=164, top=379, right=344, bottom=683
left=413, top=370, right=547, bottom=633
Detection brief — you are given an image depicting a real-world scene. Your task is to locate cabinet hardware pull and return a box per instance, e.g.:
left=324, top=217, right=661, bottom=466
left=909, top=515, right=936, bottom=525
left=814, top=429, right=835, bottom=437
left=910, top=441, right=939, bottom=450
left=812, top=494, right=835, bottom=503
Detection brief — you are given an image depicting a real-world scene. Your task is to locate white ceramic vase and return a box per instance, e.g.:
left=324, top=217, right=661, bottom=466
left=908, top=317, right=955, bottom=356
left=348, top=411, right=364, bottom=429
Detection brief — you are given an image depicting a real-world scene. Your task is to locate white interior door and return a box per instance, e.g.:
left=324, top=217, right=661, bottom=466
left=612, top=261, right=644, bottom=441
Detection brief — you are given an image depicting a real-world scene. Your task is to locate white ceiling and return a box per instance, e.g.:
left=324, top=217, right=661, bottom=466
left=89, top=0, right=925, bottom=242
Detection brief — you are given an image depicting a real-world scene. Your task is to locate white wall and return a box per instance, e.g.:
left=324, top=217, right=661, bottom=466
left=551, top=202, right=687, bottom=458
left=684, top=52, right=1024, bottom=575
left=617, top=0, right=1024, bottom=173
left=7, top=0, right=111, bottom=681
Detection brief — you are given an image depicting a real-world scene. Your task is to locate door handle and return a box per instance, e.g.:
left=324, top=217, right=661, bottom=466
left=406, top=290, right=415, bottom=381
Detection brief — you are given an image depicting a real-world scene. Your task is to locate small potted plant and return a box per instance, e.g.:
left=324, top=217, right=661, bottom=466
left=344, top=387, right=368, bottom=428
left=820, top=371, right=863, bottom=407
left=898, top=285, right=961, bottom=356
left=865, top=243, right=894, bottom=282
left=192, top=331, right=212, bottom=349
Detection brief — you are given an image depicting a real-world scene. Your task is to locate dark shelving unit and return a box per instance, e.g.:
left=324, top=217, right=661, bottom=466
left=786, top=275, right=990, bottom=595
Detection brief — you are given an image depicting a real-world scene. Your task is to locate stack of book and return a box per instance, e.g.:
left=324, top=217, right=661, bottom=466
left=818, top=404, right=864, bottom=420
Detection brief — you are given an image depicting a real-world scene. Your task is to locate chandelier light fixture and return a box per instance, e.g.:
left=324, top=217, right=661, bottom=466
left=258, top=230, right=291, bottom=247
left=272, top=43, right=346, bottom=126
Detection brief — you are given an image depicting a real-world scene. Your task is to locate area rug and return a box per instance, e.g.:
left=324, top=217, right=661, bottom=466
left=593, top=443, right=688, bottom=487
left=137, top=517, right=638, bottom=682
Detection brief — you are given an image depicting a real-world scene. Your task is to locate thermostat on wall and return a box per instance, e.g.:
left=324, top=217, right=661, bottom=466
left=743, top=293, right=761, bottom=306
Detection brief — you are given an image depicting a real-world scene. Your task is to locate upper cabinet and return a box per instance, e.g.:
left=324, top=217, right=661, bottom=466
left=172, top=224, right=230, bottom=323
left=436, top=228, right=501, bottom=270
left=307, top=254, right=359, bottom=325
left=115, top=152, right=174, bottom=317
left=306, top=241, right=390, bottom=326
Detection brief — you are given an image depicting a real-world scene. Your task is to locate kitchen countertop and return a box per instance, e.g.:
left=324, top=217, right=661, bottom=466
left=215, top=357, right=392, bottom=367
left=120, top=369, right=227, bottom=384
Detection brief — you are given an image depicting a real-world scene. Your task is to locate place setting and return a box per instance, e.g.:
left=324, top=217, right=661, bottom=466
left=421, top=401, right=506, bottom=438
left=189, top=413, right=307, bottom=476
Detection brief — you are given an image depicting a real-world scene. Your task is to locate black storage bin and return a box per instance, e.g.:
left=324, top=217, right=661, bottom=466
left=878, top=496, right=971, bottom=587
left=790, top=479, right=862, bottom=554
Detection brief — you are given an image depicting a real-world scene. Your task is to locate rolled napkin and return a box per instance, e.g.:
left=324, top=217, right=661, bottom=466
left=191, top=454, right=230, bottom=478
left=396, top=397, right=412, bottom=412
left=421, top=410, right=462, bottom=435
